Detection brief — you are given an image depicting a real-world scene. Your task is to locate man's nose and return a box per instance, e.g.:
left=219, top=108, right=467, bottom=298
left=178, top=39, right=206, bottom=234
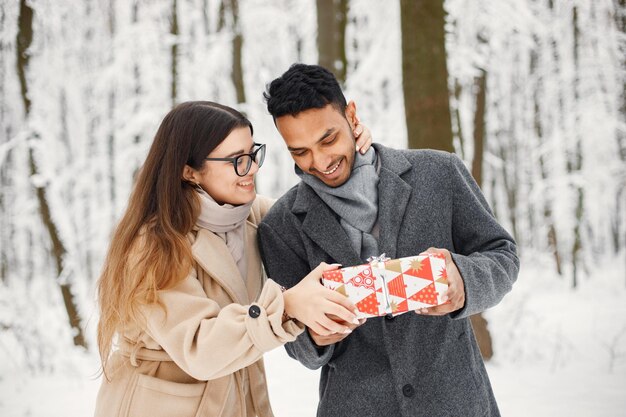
left=311, top=151, right=333, bottom=172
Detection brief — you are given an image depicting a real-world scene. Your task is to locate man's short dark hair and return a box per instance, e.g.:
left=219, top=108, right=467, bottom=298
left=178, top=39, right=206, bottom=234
left=264, top=64, right=347, bottom=120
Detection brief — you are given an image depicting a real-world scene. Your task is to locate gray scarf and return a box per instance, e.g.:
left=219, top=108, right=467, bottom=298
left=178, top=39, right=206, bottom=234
left=195, top=188, right=252, bottom=281
left=296, top=148, right=379, bottom=261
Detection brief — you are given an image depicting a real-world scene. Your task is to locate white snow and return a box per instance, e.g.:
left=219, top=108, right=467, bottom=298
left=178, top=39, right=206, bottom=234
left=1, top=255, right=624, bottom=416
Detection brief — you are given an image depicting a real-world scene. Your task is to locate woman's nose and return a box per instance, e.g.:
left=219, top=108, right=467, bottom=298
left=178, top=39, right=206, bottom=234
left=248, top=159, right=260, bottom=175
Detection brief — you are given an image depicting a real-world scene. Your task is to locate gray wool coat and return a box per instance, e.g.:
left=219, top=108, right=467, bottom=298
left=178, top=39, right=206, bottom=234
left=257, top=144, right=519, bottom=417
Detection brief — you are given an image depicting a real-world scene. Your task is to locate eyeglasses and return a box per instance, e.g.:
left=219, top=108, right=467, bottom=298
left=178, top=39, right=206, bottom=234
left=205, top=143, right=266, bottom=177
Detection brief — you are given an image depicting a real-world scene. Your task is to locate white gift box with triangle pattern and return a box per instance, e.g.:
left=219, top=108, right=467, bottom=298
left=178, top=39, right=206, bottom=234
left=322, top=254, right=450, bottom=319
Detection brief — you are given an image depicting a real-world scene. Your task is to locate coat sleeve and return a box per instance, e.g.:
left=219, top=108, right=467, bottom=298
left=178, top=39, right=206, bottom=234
left=446, top=153, right=520, bottom=319
left=257, top=220, right=336, bottom=370
left=140, top=272, right=304, bottom=381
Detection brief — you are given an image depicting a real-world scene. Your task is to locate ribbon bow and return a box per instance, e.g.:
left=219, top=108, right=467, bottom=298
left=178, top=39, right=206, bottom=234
left=366, top=253, right=391, bottom=265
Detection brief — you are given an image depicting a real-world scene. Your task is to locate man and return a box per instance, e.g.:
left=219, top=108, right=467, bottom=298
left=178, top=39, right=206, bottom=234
left=257, top=64, right=519, bottom=417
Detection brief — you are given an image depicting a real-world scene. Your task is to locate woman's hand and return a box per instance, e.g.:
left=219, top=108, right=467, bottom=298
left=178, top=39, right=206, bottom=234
left=353, top=117, right=373, bottom=155
left=308, top=318, right=366, bottom=347
left=282, top=263, right=359, bottom=336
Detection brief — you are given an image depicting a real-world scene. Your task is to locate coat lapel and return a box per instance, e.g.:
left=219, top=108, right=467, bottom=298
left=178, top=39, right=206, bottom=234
left=375, top=144, right=413, bottom=259
left=191, top=228, right=249, bottom=304
left=293, top=183, right=363, bottom=267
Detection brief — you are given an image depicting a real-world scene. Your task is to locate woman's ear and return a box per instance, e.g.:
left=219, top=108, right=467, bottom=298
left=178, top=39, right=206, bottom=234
left=182, top=165, right=197, bottom=183
left=345, top=100, right=358, bottom=131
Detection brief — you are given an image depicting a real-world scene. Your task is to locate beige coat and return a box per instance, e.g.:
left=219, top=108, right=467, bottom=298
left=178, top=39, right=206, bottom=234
left=94, top=196, right=304, bottom=417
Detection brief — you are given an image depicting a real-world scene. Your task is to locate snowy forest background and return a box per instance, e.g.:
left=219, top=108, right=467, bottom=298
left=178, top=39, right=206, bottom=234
left=0, top=0, right=625, bottom=415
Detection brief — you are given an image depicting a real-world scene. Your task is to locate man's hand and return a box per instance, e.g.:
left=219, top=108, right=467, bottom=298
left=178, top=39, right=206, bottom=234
left=415, top=248, right=465, bottom=316
left=308, top=318, right=367, bottom=347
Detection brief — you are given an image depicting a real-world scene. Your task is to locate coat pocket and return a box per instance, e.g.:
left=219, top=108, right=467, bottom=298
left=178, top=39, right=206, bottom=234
left=126, top=374, right=206, bottom=417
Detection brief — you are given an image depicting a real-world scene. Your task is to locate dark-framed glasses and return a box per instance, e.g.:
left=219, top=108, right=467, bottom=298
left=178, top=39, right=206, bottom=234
left=205, top=143, right=266, bottom=177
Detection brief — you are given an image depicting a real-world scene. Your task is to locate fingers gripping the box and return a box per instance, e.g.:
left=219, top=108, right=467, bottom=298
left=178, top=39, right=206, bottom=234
left=415, top=248, right=466, bottom=316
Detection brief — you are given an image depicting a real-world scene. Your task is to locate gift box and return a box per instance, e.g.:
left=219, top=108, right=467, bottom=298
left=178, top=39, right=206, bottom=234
left=322, top=254, right=449, bottom=319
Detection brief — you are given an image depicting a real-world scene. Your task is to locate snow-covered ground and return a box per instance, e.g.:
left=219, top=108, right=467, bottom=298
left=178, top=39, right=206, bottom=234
left=1, top=255, right=625, bottom=416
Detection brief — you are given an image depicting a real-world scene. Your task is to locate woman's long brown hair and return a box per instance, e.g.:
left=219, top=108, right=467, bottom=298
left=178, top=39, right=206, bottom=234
left=97, top=101, right=252, bottom=375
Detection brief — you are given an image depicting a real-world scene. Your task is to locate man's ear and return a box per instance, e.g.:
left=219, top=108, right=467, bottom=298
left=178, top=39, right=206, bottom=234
left=345, top=100, right=358, bottom=130
left=182, top=165, right=197, bottom=183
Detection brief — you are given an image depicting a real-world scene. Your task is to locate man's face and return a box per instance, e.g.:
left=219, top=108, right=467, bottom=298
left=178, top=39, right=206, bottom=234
left=276, top=102, right=358, bottom=188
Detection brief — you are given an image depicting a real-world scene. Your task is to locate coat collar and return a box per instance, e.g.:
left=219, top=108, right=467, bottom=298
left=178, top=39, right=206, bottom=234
left=191, top=219, right=262, bottom=304
left=291, top=144, right=413, bottom=263
left=295, top=185, right=363, bottom=266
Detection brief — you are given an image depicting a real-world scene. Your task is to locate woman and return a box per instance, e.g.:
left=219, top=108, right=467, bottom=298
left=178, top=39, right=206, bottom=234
left=95, top=101, right=371, bottom=417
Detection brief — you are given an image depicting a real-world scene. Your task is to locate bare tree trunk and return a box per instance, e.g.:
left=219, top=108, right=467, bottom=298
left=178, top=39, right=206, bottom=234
left=226, top=0, right=246, bottom=104
left=0, top=9, right=8, bottom=282
left=316, top=0, right=348, bottom=84
left=0, top=166, right=8, bottom=282
left=400, top=0, right=454, bottom=151
left=570, top=5, right=583, bottom=288
left=453, top=79, right=465, bottom=160
left=494, top=70, right=520, bottom=247
left=401, top=2, right=492, bottom=359
left=0, top=182, right=6, bottom=282
left=611, top=0, right=626, bottom=285
left=170, top=0, right=179, bottom=106
left=108, top=0, right=117, bottom=225
left=616, top=0, right=626, bottom=164
left=499, top=144, right=519, bottom=245
left=544, top=0, right=567, bottom=277
left=530, top=39, right=563, bottom=275
left=469, top=68, right=493, bottom=361
left=471, top=70, right=486, bottom=188
left=16, top=0, right=87, bottom=348
left=202, top=0, right=211, bottom=35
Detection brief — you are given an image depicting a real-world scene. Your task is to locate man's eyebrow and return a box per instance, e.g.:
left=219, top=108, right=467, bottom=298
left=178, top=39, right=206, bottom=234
left=287, top=128, right=335, bottom=152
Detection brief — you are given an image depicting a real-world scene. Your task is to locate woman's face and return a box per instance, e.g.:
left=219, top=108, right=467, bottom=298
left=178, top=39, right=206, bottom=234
left=192, top=127, right=259, bottom=206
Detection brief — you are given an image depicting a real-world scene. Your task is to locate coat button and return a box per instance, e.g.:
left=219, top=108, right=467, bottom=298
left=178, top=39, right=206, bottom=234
left=402, top=384, right=414, bottom=398
left=248, top=305, right=261, bottom=318
left=385, top=313, right=395, bottom=320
